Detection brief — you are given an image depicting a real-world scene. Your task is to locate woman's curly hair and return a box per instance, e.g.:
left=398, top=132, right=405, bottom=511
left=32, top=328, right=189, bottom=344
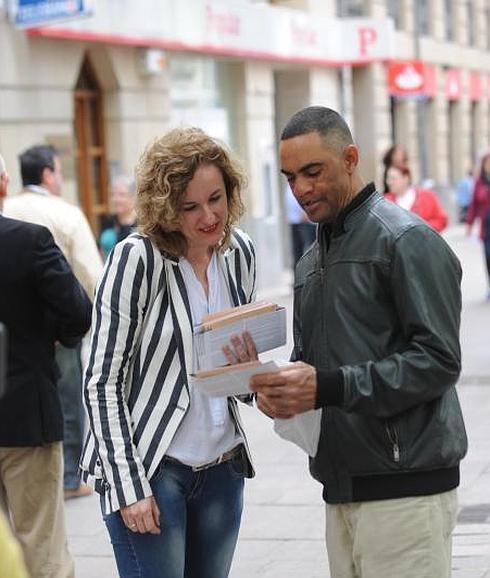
left=136, top=127, right=246, bottom=257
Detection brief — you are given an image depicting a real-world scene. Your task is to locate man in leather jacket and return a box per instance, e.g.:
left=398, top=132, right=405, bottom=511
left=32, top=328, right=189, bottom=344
left=251, top=106, right=467, bottom=578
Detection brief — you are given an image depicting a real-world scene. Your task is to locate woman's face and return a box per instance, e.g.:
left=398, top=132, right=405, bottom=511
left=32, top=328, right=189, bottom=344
left=179, top=163, right=228, bottom=252
left=111, top=183, right=135, bottom=217
left=386, top=167, right=410, bottom=196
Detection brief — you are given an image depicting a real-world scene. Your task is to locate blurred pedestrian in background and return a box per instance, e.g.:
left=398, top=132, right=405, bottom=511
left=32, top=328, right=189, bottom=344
left=285, top=181, right=316, bottom=265
left=251, top=106, right=466, bottom=578
left=455, top=169, right=474, bottom=223
left=0, top=153, right=91, bottom=578
left=466, top=152, right=490, bottom=299
left=381, top=143, right=408, bottom=193
left=3, top=144, right=103, bottom=499
left=80, top=127, right=256, bottom=578
left=99, top=175, right=137, bottom=259
left=385, top=164, right=448, bottom=233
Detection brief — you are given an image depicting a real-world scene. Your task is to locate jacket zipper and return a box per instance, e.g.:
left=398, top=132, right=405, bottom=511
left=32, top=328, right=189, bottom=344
left=386, top=423, right=400, bottom=463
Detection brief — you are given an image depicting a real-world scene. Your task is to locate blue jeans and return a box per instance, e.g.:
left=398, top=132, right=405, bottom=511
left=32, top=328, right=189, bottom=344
left=56, top=343, right=84, bottom=490
left=103, top=451, right=246, bottom=578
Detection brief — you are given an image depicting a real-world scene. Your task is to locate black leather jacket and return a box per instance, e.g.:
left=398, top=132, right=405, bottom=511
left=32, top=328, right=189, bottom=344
left=293, top=185, right=468, bottom=503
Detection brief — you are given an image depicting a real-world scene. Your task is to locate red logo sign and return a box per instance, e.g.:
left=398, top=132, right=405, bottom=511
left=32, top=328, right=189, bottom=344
left=388, top=61, right=431, bottom=97
left=469, top=71, right=482, bottom=101
left=445, top=69, right=462, bottom=100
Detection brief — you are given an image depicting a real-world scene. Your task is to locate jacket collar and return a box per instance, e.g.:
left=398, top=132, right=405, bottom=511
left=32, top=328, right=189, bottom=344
left=24, top=185, right=51, bottom=196
left=319, top=182, right=379, bottom=240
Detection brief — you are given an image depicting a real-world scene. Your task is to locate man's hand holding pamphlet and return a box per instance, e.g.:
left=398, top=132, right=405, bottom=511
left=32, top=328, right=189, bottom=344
left=192, top=359, right=289, bottom=397
left=191, top=301, right=321, bottom=457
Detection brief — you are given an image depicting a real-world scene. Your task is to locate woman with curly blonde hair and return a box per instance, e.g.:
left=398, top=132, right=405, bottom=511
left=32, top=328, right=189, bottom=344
left=81, top=127, right=257, bottom=578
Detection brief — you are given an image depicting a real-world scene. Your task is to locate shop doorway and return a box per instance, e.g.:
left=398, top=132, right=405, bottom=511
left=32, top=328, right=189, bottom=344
left=74, top=55, right=109, bottom=232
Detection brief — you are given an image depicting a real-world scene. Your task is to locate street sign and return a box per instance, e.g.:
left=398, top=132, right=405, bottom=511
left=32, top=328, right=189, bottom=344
left=10, top=0, right=93, bottom=29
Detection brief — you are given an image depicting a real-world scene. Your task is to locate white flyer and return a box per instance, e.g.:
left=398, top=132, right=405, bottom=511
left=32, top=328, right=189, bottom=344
left=192, top=359, right=286, bottom=397
left=274, top=409, right=322, bottom=458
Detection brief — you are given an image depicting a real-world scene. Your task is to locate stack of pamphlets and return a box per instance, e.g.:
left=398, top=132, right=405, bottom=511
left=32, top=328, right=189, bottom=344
left=193, top=301, right=286, bottom=372
left=192, top=301, right=287, bottom=396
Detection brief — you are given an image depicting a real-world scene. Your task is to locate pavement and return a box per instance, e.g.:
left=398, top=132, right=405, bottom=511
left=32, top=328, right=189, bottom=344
left=65, top=224, right=490, bottom=577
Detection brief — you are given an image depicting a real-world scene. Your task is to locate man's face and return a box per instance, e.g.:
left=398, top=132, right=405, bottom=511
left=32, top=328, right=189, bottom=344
left=279, top=131, right=353, bottom=224
left=43, top=156, right=63, bottom=196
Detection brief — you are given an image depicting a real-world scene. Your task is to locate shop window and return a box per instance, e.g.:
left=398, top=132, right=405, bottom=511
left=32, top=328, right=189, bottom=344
left=444, top=0, right=454, bottom=41
left=466, top=1, right=475, bottom=46
left=74, top=56, right=108, bottom=233
left=387, top=0, right=402, bottom=29
left=415, top=0, right=431, bottom=37
left=336, top=0, right=364, bottom=17
left=485, top=0, right=490, bottom=50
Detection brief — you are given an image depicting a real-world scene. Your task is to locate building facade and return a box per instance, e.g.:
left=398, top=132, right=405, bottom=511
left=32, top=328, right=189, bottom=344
left=0, top=0, right=489, bottom=290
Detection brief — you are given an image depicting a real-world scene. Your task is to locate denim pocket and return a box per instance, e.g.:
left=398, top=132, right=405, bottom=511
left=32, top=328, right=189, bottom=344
left=225, top=447, right=248, bottom=479
left=151, top=460, right=167, bottom=483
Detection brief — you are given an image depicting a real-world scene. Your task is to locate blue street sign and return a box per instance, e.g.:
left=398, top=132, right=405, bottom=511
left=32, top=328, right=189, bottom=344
left=12, top=0, right=93, bottom=28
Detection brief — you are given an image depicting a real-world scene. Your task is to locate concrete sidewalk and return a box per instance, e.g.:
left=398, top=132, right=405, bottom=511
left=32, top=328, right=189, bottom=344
left=66, top=225, right=490, bottom=577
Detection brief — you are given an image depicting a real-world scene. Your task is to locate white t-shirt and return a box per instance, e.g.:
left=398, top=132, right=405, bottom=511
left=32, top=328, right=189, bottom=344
left=166, top=252, right=242, bottom=466
left=395, top=187, right=416, bottom=211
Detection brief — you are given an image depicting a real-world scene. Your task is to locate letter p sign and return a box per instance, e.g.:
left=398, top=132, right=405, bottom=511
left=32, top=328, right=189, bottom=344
left=358, top=27, right=377, bottom=57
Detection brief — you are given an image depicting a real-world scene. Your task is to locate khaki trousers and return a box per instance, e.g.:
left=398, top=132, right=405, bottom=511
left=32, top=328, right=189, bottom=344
left=325, top=490, right=458, bottom=578
left=0, top=443, right=74, bottom=578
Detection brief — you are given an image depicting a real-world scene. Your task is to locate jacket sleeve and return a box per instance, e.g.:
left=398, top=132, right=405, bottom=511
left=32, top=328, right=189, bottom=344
left=69, top=208, right=104, bottom=301
left=32, top=226, right=92, bottom=345
left=465, top=180, right=480, bottom=226
left=341, top=225, right=462, bottom=418
left=83, top=239, right=153, bottom=508
left=427, top=192, right=448, bottom=233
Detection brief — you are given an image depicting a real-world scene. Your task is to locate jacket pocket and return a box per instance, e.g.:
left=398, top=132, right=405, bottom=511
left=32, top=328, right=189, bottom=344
left=385, top=420, right=401, bottom=464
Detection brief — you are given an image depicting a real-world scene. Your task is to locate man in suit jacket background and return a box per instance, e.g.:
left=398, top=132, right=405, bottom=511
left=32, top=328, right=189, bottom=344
left=0, top=153, right=92, bottom=577
left=4, top=144, right=103, bottom=499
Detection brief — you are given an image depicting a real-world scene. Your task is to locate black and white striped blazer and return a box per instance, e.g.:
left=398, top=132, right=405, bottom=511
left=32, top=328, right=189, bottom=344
left=80, top=228, right=256, bottom=513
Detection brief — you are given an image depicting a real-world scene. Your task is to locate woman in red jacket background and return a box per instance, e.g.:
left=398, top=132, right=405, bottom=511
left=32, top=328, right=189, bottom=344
left=466, top=152, right=490, bottom=299
left=385, top=164, right=448, bottom=233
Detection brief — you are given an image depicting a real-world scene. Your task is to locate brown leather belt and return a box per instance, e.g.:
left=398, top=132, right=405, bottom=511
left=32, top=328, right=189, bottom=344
left=164, top=444, right=243, bottom=472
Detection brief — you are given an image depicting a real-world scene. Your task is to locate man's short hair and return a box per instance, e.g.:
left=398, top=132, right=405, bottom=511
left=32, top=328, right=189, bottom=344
left=19, top=145, right=58, bottom=187
left=281, top=106, right=354, bottom=153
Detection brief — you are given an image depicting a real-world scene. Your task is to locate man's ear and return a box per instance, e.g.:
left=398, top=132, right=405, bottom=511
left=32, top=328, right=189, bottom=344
left=0, top=173, right=8, bottom=199
left=343, top=145, right=359, bottom=174
left=41, top=166, right=52, bottom=188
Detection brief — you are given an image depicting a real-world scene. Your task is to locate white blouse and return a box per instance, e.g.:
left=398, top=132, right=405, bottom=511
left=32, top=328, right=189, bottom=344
left=165, top=252, right=242, bottom=466
left=395, top=187, right=416, bottom=211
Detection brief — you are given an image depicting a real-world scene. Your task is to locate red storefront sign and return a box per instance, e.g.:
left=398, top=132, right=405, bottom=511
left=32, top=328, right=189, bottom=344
left=445, top=69, right=462, bottom=100
left=388, top=60, right=437, bottom=98
left=469, top=71, right=482, bottom=101
left=423, top=64, right=437, bottom=98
